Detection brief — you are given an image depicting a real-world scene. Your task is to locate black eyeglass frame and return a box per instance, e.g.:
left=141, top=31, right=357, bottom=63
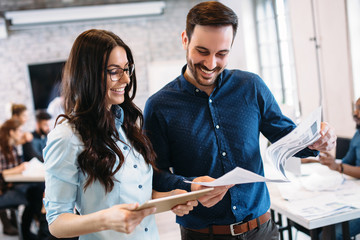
left=106, top=63, right=135, bottom=82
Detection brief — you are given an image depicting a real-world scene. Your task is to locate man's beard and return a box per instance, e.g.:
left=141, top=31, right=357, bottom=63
left=186, top=51, right=223, bottom=87
left=354, top=114, right=360, bottom=129
left=39, top=128, right=49, bottom=136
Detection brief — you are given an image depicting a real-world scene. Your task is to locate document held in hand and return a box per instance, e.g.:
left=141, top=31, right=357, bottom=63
left=266, top=106, right=322, bottom=179
left=185, top=106, right=322, bottom=187
left=136, top=188, right=214, bottom=214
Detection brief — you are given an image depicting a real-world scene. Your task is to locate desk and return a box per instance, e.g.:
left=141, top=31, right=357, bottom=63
left=4, top=174, right=44, bottom=182
left=2, top=173, right=44, bottom=240
left=268, top=163, right=360, bottom=240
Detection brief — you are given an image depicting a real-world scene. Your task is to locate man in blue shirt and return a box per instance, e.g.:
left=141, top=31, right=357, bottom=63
left=23, top=110, right=52, bottom=162
left=144, top=2, right=337, bottom=239
left=320, top=97, right=360, bottom=240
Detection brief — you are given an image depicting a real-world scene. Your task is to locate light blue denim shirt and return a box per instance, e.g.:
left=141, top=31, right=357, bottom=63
left=43, top=107, right=159, bottom=240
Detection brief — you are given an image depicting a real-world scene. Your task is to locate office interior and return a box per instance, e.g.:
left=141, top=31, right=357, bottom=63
left=0, top=0, right=359, bottom=137
left=0, top=0, right=359, bottom=240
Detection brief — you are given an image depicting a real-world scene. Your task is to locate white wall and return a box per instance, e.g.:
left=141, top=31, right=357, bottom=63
left=347, top=0, right=360, bottom=100
left=220, top=0, right=259, bottom=73
left=288, top=0, right=354, bottom=138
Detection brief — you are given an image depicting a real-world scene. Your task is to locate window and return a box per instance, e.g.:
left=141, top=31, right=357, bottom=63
left=255, top=0, right=299, bottom=110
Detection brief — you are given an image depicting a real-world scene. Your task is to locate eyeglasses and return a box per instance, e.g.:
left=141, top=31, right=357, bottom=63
left=107, top=64, right=135, bottom=82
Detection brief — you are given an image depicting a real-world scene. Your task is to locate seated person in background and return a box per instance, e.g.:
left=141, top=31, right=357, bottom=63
left=23, top=110, right=52, bottom=162
left=320, top=97, right=360, bottom=177
left=11, top=104, right=33, bottom=145
left=0, top=119, right=44, bottom=240
left=319, top=97, right=360, bottom=240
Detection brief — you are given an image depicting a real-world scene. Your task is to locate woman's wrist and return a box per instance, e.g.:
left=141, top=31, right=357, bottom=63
left=98, top=210, right=109, bottom=231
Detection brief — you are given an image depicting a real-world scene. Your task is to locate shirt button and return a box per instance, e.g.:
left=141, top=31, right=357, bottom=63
left=145, top=227, right=148, bottom=232
left=215, top=125, right=219, bottom=129
left=133, top=164, right=137, bottom=168
left=195, top=89, right=200, bottom=92
left=123, top=146, right=128, bottom=150
left=138, top=185, right=142, bottom=189
left=233, top=206, right=237, bottom=210
left=222, top=152, right=226, bottom=157
left=209, top=99, right=212, bottom=103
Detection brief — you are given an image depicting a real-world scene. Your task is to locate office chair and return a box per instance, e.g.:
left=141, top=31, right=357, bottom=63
left=335, top=137, right=351, bottom=159
left=0, top=173, right=26, bottom=240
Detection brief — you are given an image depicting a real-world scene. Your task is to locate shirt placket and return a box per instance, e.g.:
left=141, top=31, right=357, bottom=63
left=207, top=94, right=234, bottom=172
left=208, top=93, right=243, bottom=219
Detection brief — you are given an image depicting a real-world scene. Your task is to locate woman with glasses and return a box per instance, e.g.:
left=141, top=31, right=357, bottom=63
left=43, top=29, right=197, bottom=240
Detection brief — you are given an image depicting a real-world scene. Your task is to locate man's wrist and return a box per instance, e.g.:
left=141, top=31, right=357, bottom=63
left=338, top=163, right=344, bottom=173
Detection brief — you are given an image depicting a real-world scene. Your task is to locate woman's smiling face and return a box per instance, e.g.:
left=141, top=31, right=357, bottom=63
left=105, top=46, right=131, bottom=109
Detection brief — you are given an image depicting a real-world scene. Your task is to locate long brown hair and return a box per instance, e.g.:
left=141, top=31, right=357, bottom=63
left=0, top=119, right=22, bottom=164
left=60, top=29, right=156, bottom=193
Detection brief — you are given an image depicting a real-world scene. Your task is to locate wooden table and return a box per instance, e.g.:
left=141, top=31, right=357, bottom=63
left=4, top=174, right=44, bottom=182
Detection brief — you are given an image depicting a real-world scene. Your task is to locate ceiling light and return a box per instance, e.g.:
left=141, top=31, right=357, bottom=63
left=4, top=1, right=165, bottom=27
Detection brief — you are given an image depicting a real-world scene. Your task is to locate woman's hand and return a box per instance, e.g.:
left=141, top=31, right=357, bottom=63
left=49, top=204, right=156, bottom=238
left=103, top=203, right=156, bottom=234
left=169, top=189, right=198, bottom=216
left=17, top=162, right=28, bottom=172
left=2, top=162, right=29, bottom=176
left=152, top=189, right=198, bottom=216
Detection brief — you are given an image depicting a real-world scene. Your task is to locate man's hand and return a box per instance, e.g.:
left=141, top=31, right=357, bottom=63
left=308, top=122, right=337, bottom=152
left=319, top=152, right=339, bottom=171
left=152, top=189, right=198, bottom=216
left=191, top=176, right=234, bottom=208
left=170, top=189, right=198, bottom=216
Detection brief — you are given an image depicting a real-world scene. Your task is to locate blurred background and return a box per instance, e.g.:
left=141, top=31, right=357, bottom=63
left=0, top=0, right=359, bottom=140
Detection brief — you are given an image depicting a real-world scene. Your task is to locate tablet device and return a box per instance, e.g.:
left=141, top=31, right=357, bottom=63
left=136, top=188, right=214, bottom=214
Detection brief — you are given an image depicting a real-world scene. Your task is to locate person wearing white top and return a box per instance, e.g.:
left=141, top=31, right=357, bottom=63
left=43, top=29, right=197, bottom=240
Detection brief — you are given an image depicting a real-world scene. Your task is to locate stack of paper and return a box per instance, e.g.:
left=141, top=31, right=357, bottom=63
left=288, top=193, right=356, bottom=220
left=266, top=107, right=322, bottom=179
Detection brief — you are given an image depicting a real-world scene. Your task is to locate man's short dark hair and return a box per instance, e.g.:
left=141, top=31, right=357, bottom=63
left=35, top=110, right=52, bottom=121
left=186, top=1, right=238, bottom=42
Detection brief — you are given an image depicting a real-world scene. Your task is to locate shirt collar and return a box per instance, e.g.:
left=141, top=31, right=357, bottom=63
left=112, top=105, right=124, bottom=128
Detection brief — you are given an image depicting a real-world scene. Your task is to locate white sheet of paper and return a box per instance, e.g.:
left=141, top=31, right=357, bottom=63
left=22, top=157, right=45, bottom=177
left=185, top=167, right=288, bottom=187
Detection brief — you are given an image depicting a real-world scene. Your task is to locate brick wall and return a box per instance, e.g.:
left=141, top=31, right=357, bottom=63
left=0, top=0, right=201, bottom=130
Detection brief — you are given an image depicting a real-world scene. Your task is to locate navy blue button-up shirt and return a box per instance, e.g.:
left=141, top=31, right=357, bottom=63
left=144, top=65, right=317, bottom=229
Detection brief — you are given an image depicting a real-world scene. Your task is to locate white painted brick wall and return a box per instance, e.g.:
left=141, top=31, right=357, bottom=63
left=0, top=0, right=201, bottom=130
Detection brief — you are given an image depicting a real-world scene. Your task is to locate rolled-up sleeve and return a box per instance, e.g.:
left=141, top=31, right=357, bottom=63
left=43, top=123, right=82, bottom=225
